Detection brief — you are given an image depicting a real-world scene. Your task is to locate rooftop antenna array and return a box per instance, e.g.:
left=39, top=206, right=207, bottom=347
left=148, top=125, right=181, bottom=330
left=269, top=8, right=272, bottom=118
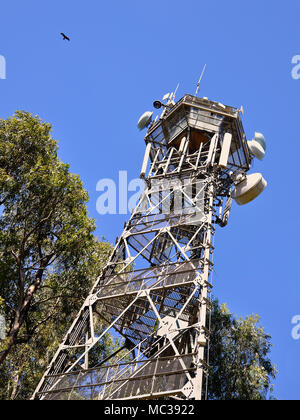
left=33, top=90, right=267, bottom=401
left=152, top=83, right=181, bottom=121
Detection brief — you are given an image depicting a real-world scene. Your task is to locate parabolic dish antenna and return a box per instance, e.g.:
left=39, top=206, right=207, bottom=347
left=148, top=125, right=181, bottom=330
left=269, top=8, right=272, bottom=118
left=247, top=140, right=265, bottom=160
left=137, top=111, right=153, bottom=131
left=232, top=173, right=267, bottom=205
left=254, top=132, right=266, bottom=151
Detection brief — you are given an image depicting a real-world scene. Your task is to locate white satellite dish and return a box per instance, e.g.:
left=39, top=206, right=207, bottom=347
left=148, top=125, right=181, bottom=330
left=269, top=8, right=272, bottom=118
left=232, top=173, right=267, bottom=205
left=137, top=111, right=153, bottom=131
left=254, top=132, right=266, bottom=151
left=247, top=140, right=265, bottom=161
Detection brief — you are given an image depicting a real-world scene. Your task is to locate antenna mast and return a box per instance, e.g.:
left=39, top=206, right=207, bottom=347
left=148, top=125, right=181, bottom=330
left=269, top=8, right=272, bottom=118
left=32, top=92, right=266, bottom=401
left=195, top=64, right=207, bottom=96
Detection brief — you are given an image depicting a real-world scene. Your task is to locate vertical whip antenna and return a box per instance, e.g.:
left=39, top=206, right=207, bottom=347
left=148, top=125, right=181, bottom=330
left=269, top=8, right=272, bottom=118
left=195, top=64, right=207, bottom=96
left=171, top=83, right=180, bottom=102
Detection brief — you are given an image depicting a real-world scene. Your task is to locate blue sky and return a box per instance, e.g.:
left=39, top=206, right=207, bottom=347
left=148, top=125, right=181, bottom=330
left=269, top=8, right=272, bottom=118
left=0, top=0, right=299, bottom=400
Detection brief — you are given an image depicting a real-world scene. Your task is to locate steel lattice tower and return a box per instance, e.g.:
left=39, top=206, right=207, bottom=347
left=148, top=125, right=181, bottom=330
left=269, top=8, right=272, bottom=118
left=32, top=94, right=254, bottom=400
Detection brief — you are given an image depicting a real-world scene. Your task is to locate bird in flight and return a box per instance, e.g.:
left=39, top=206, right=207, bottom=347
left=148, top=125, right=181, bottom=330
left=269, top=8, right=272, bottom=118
left=60, top=33, right=70, bottom=41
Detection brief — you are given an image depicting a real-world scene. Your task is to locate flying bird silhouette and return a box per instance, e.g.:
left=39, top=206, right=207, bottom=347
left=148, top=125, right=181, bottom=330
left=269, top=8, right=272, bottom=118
left=60, top=33, right=70, bottom=41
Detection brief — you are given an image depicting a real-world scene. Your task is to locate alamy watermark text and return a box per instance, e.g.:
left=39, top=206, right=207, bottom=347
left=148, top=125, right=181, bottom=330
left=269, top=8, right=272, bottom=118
left=292, top=315, right=300, bottom=340
left=291, top=55, right=300, bottom=80
left=0, top=55, right=6, bottom=80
